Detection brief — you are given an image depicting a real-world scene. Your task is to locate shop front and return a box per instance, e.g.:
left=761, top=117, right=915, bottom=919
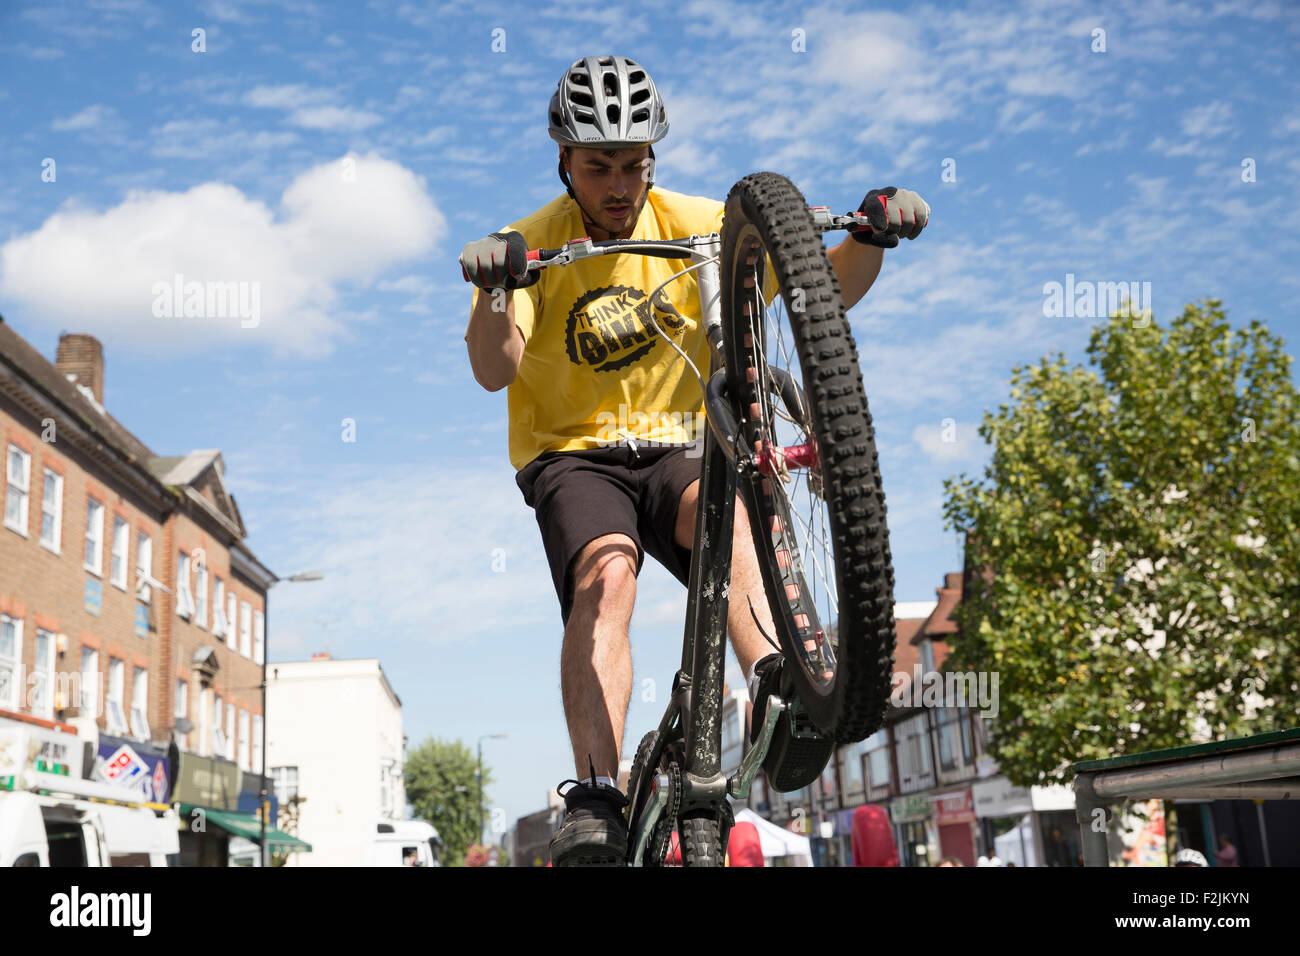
left=172, top=752, right=303, bottom=866
left=932, top=788, right=976, bottom=866
left=889, top=794, right=933, bottom=867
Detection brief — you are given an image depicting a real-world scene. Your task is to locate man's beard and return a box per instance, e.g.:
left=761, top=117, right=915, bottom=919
left=579, top=192, right=643, bottom=237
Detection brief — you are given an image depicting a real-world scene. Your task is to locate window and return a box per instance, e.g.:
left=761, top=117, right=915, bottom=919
left=920, top=639, right=936, bottom=675
left=937, top=708, right=956, bottom=770
left=136, top=531, right=152, bottom=602
left=226, top=591, right=237, bottom=646
left=175, top=551, right=194, bottom=619
left=195, top=565, right=208, bottom=629
left=212, top=694, right=225, bottom=756
left=79, top=647, right=98, bottom=715
left=252, top=715, right=263, bottom=774
left=959, top=709, right=973, bottom=763
left=84, top=498, right=104, bottom=573
left=253, top=609, right=264, bottom=665
left=130, top=667, right=149, bottom=740
left=865, top=729, right=891, bottom=790
left=106, top=659, right=127, bottom=734
left=5, top=445, right=30, bottom=535
left=225, top=702, right=235, bottom=759
left=0, top=614, right=21, bottom=710
left=199, top=688, right=211, bottom=757
left=273, top=766, right=299, bottom=803
left=839, top=740, right=865, bottom=797
left=212, top=578, right=227, bottom=638
left=33, top=628, right=55, bottom=719
left=175, top=679, right=187, bottom=720
left=238, top=710, right=250, bottom=770
left=109, top=517, right=129, bottom=589
left=239, top=601, right=251, bottom=657
left=40, top=469, right=62, bottom=552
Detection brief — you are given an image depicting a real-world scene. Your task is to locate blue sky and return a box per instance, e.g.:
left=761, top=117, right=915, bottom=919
left=1, top=0, right=1297, bottom=833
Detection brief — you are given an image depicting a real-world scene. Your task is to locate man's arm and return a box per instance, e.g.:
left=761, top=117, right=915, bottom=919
left=465, top=290, right=525, bottom=392
left=826, top=186, right=929, bottom=311
left=827, top=237, right=884, bottom=312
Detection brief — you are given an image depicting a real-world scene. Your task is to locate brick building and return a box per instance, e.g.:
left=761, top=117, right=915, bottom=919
left=0, top=320, right=276, bottom=843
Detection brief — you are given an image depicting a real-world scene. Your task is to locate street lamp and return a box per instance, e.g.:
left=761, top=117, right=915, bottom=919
left=477, top=733, right=507, bottom=845
left=261, top=570, right=323, bottom=867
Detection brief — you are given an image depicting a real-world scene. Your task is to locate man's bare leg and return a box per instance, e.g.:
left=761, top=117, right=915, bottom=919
left=561, top=533, right=638, bottom=781
left=673, top=479, right=781, bottom=683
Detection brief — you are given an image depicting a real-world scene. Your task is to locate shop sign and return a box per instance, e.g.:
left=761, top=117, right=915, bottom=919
left=889, top=795, right=931, bottom=823
left=0, top=723, right=84, bottom=780
left=172, top=752, right=241, bottom=810
left=933, top=789, right=976, bottom=825
left=972, top=778, right=1033, bottom=818
left=94, top=737, right=172, bottom=803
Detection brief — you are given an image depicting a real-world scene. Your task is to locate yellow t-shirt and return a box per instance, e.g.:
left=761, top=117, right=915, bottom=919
left=469, top=187, right=761, bottom=471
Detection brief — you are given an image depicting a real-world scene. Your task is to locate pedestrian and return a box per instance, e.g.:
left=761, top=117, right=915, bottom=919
left=1215, top=834, right=1239, bottom=867
left=403, top=848, right=419, bottom=867
left=936, top=856, right=964, bottom=867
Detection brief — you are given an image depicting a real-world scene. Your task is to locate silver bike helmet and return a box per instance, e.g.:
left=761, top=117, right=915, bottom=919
left=549, top=55, right=669, bottom=197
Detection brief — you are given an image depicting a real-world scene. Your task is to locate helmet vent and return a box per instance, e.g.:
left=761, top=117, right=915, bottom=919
left=571, top=90, right=594, bottom=108
left=630, top=108, right=649, bottom=122
left=574, top=108, right=596, bottom=124
left=606, top=103, right=620, bottom=123
left=602, top=72, right=618, bottom=96
left=629, top=70, right=645, bottom=82
left=571, top=72, right=590, bottom=86
left=629, top=88, right=649, bottom=104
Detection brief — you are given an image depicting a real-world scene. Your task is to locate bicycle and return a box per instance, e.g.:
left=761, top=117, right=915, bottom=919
left=474, top=172, right=898, bottom=865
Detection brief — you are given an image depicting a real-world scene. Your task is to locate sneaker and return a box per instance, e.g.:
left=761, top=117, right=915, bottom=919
left=749, top=652, right=834, bottom=793
left=549, top=762, right=629, bottom=867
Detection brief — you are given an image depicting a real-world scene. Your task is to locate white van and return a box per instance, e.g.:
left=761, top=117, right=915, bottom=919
left=0, top=724, right=178, bottom=867
left=365, top=819, right=442, bottom=867
left=0, top=788, right=179, bottom=867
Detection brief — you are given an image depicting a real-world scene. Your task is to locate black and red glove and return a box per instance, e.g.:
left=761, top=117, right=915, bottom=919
left=459, top=231, right=540, bottom=290
left=851, top=187, right=930, bottom=248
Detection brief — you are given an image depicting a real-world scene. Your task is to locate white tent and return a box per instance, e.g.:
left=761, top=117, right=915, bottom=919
left=993, top=813, right=1038, bottom=867
left=733, top=808, right=813, bottom=866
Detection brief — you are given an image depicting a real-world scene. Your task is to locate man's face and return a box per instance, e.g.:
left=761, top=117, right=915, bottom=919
left=562, top=145, right=652, bottom=239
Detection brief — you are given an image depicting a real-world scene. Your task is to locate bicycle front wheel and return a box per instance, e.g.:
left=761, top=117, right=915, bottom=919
left=720, top=171, right=897, bottom=743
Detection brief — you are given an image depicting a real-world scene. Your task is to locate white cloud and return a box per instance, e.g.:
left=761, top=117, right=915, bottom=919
left=244, top=84, right=333, bottom=109
left=0, top=153, right=446, bottom=357
left=51, top=104, right=115, bottom=131
left=289, top=106, right=382, bottom=131
left=912, top=420, right=984, bottom=464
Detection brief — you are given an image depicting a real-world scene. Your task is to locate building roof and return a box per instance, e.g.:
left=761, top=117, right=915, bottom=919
left=0, top=316, right=262, bottom=564
left=0, top=317, right=157, bottom=466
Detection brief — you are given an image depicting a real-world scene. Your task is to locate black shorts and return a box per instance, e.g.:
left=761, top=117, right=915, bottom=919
left=515, top=442, right=705, bottom=626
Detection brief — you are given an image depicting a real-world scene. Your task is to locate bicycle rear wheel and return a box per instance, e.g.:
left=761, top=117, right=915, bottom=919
left=720, top=171, right=896, bottom=743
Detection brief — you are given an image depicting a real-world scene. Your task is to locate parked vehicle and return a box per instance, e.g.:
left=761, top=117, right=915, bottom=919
left=0, top=725, right=178, bottom=867
left=365, top=819, right=442, bottom=866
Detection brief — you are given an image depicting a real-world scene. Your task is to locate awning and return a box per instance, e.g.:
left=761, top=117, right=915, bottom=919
left=179, top=803, right=312, bottom=851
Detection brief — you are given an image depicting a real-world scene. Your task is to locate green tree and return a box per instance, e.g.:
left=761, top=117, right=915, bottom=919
left=405, top=737, right=504, bottom=866
left=943, top=300, right=1300, bottom=786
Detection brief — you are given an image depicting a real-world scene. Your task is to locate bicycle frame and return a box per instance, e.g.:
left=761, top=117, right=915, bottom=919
left=500, top=205, right=874, bottom=865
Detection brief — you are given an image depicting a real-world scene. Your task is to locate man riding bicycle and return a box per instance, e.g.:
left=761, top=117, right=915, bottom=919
left=461, top=55, right=929, bottom=866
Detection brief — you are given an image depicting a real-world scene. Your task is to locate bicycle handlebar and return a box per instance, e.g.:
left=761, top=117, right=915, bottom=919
left=462, top=207, right=876, bottom=282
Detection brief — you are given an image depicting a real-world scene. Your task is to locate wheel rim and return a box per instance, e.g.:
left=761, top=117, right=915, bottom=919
left=730, top=223, right=839, bottom=695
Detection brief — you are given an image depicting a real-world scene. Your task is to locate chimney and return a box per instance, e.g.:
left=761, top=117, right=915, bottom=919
left=311, top=652, right=332, bottom=661
left=55, top=334, right=104, bottom=405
